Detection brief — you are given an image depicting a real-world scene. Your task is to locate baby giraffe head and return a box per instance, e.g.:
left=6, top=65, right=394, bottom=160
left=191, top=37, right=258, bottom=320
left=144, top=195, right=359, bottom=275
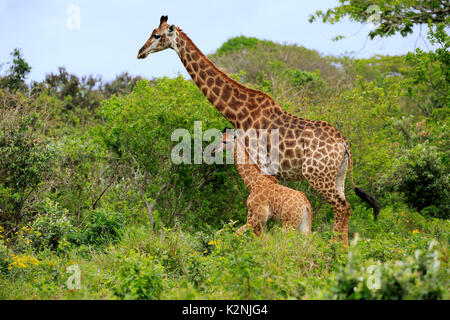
left=137, top=15, right=177, bottom=59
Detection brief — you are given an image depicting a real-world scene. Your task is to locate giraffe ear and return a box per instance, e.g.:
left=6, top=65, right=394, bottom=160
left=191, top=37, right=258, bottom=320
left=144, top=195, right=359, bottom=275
left=160, top=15, right=168, bottom=26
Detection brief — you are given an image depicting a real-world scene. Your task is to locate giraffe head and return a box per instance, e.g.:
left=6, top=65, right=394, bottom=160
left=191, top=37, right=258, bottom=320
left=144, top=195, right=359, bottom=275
left=137, top=15, right=177, bottom=59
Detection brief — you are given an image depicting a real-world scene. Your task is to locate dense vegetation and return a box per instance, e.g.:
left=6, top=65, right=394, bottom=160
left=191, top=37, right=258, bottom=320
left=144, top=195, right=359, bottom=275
left=0, top=6, right=448, bottom=299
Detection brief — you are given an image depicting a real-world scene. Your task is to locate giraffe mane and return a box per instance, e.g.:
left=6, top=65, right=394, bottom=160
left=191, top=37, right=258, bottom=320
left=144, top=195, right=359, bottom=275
left=176, top=27, right=277, bottom=105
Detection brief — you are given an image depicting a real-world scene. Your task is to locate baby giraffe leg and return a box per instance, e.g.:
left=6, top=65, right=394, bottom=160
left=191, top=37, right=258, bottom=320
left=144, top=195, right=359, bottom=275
left=237, top=205, right=269, bottom=236
left=281, top=206, right=311, bottom=235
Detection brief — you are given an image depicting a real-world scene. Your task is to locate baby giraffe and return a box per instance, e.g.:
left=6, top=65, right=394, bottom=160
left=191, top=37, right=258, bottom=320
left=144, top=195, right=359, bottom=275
left=214, top=130, right=312, bottom=236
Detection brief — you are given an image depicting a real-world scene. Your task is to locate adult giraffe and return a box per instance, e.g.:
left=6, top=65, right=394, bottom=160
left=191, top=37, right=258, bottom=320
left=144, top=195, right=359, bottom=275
left=137, top=15, right=379, bottom=245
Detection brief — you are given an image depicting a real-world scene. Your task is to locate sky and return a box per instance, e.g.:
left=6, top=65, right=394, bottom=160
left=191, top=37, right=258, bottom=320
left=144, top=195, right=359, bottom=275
left=0, top=0, right=438, bottom=83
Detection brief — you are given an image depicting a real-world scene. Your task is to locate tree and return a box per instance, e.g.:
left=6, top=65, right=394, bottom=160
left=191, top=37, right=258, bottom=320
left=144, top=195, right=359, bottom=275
left=309, top=0, right=450, bottom=39
left=0, top=112, right=56, bottom=229
left=100, top=77, right=244, bottom=229
left=0, top=49, right=31, bottom=93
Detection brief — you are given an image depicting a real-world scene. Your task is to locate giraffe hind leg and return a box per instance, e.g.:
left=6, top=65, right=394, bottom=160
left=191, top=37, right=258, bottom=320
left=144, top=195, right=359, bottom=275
left=336, top=151, right=349, bottom=199
left=297, top=205, right=312, bottom=235
left=302, top=164, right=350, bottom=245
left=281, top=205, right=311, bottom=235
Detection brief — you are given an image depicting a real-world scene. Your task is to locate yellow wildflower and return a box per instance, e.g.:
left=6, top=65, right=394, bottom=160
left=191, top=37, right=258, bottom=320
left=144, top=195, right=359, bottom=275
left=8, top=254, right=40, bottom=269
left=208, top=239, right=222, bottom=246
left=412, top=229, right=420, bottom=234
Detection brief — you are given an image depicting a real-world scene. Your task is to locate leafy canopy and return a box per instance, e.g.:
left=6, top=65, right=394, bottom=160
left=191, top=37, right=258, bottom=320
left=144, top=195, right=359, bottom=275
left=309, top=0, right=450, bottom=39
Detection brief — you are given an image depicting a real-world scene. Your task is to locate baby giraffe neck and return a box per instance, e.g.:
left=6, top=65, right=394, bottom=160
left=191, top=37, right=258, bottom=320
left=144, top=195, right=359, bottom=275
left=233, top=143, right=264, bottom=193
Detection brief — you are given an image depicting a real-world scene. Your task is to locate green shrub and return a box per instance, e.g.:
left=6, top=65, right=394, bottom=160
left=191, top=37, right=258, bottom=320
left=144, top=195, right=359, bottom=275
left=201, top=222, right=343, bottom=299
left=0, top=48, right=31, bottom=93
left=215, top=36, right=274, bottom=55
left=78, top=209, right=125, bottom=246
left=31, top=199, right=74, bottom=250
left=392, top=143, right=449, bottom=219
left=0, top=241, right=10, bottom=274
left=99, top=77, right=245, bottom=230
left=0, top=113, right=56, bottom=229
left=111, top=248, right=166, bottom=300
left=329, top=238, right=446, bottom=299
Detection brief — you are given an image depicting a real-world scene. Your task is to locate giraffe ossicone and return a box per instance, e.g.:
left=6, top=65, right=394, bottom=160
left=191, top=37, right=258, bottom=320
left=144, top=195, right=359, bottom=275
left=137, top=15, right=380, bottom=245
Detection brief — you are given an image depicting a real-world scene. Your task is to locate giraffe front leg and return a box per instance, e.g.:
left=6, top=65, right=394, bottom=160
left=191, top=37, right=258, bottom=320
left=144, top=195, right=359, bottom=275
left=237, top=206, right=268, bottom=237
left=236, top=224, right=249, bottom=235
left=236, top=223, right=263, bottom=236
left=248, top=205, right=269, bottom=236
left=236, top=209, right=255, bottom=235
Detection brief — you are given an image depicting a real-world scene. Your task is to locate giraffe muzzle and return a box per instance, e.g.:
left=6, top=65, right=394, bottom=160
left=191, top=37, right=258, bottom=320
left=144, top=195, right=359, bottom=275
left=137, top=48, right=149, bottom=59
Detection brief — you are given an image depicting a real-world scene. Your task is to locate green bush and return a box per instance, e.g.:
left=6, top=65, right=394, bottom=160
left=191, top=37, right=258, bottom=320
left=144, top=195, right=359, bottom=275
left=329, top=238, right=446, bottom=299
left=111, top=248, right=166, bottom=300
left=215, top=36, right=274, bottom=55
left=99, top=77, right=245, bottom=230
left=0, top=49, right=31, bottom=93
left=77, top=209, right=125, bottom=246
left=0, top=113, right=56, bottom=229
left=31, top=199, right=74, bottom=250
left=0, top=240, right=10, bottom=274
left=392, top=143, right=449, bottom=219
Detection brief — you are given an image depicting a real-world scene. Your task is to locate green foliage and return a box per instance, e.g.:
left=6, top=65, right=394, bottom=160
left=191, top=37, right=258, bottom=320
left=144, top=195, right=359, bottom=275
left=211, top=36, right=344, bottom=88
left=309, top=0, right=449, bottom=39
left=110, top=248, right=166, bottom=300
left=102, top=72, right=142, bottom=97
left=41, top=68, right=142, bottom=125
left=215, top=36, right=274, bottom=55
left=0, top=240, right=10, bottom=274
left=76, top=209, right=125, bottom=246
left=99, top=77, right=245, bottom=229
left=392, top=143, right=449, bottom=218
left=350, top=55, right=410, bottom=87
left=0, top=49, right=31, bottom=92
left=31, top=198, right=75, bottom=250
left=404, top=21, right=450, bottom=118
left=51, top=132, right=112, bottom=223
left=257, top=61, right=325, bottom=95
left=0, top=111, right=56, bottom=229
left=329, top=238, right=446, bottom=299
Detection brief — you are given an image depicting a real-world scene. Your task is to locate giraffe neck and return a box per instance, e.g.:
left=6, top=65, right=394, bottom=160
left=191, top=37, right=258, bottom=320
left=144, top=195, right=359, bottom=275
left=174, top=28, right=279, bottom=129
left=233, top=141, right=264, bottom=193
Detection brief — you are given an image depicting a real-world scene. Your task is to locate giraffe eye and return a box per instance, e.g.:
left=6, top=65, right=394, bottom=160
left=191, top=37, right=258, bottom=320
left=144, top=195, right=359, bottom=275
left=154, top=34, right=161, bottom=39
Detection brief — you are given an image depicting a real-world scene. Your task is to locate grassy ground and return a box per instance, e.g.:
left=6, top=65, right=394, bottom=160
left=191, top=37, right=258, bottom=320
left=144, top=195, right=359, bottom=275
left=1, top=204, right=448, bottom=300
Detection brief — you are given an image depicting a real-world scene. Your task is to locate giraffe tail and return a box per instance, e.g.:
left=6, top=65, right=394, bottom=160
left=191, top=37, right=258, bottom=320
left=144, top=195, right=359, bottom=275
left=345, top=141, right=380, bottom=221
